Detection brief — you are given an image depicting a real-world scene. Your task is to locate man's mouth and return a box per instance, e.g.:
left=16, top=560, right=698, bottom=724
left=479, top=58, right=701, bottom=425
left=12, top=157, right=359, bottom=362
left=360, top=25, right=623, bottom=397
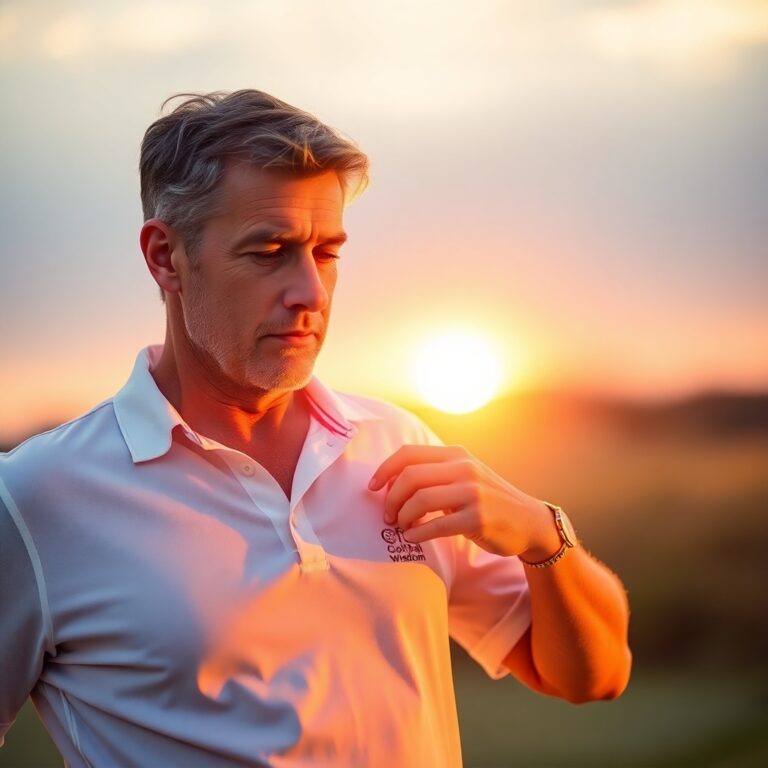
left=265, top=331, right=317, bottom=345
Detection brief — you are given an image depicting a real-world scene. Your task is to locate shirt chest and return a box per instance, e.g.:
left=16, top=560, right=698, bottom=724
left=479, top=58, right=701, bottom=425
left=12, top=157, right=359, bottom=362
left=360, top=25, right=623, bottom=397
left=40, top=437, right=454, bottom=676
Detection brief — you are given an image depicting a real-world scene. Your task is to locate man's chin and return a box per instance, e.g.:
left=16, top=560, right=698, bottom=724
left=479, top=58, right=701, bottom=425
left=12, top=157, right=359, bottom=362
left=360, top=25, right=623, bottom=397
left=245, top=363, right=316, bottom=394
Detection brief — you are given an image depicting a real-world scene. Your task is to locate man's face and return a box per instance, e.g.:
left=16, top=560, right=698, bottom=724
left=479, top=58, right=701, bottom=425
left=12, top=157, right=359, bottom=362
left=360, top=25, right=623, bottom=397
left=178, top=162, right=346, bottom=397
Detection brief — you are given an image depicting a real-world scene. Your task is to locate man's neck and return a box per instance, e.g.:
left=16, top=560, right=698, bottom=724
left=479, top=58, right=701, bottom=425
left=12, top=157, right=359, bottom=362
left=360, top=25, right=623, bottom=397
left=150, top=336, right=309, bottom=452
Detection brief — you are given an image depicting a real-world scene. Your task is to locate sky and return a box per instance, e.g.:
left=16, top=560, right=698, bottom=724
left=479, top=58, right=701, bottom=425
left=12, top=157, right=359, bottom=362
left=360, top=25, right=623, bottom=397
left=1, top=0, right=767, bottom=441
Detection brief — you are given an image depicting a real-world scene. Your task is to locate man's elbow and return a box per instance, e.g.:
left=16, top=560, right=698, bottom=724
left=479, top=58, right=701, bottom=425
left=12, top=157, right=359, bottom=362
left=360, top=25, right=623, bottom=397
left=564, top=680, right=627, bottom=705
left=563, top=647, right=633, bottom=705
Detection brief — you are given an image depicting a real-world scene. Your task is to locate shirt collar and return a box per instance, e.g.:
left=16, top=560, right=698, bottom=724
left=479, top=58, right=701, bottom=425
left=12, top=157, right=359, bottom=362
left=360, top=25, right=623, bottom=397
left=113, top=345, right=382, bottom=464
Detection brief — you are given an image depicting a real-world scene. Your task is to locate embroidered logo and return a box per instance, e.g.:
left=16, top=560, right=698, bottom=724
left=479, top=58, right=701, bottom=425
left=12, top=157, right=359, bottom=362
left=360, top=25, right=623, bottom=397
left=380, top=527, right=426, bottom=562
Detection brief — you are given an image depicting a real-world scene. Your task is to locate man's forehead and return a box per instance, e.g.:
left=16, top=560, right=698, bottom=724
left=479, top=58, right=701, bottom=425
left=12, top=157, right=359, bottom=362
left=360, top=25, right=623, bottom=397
left=203, top=162, right=346, bottom=242
left=220, top=160, right=344, bottom=207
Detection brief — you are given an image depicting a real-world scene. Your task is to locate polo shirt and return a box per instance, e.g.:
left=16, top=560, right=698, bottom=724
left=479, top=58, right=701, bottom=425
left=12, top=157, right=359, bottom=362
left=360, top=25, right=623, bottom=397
left=0, top=344, right=531, bottom=767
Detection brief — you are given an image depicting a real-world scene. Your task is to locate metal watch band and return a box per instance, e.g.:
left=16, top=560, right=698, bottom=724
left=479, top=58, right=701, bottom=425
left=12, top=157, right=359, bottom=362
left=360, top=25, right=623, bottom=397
left=518, top=501, right=573, bottom=568
left=519, top=541, right=569, bottom=568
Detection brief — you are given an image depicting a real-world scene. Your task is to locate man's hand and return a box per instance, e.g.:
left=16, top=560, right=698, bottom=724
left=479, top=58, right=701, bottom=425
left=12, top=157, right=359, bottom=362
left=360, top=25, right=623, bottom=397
left=370, top=443, right=632, bottom=703
left=368, top=444, right=562, bottom=561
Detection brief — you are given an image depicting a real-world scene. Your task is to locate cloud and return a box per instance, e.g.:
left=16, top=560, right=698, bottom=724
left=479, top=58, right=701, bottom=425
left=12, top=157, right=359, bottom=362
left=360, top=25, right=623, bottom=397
left=0, top=0, right=211, bottom=60
left=580, top=0, right=768, bottom=78
left=37, top=10, right=90, bottom=59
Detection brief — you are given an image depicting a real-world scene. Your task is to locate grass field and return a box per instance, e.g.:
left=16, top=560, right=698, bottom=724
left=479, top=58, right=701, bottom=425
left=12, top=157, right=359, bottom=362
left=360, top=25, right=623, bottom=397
left=453, top=660, right=768, bottom=767
left=2, top=662, right=767, bottom=767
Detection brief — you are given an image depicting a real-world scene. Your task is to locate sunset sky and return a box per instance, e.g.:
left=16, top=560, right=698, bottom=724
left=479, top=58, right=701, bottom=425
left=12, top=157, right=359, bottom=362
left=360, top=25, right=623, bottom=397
left=1, top=0, right=767, bottom=441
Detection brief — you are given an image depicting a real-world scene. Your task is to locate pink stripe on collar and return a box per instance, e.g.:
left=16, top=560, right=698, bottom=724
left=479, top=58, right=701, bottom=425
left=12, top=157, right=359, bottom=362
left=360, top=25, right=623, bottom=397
left=302, top=390, right=353, bottom=437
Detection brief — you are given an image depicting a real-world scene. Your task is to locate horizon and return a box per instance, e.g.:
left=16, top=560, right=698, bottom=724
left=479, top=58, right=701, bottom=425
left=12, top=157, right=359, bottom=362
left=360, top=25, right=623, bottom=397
left=3, top=375, right=766, bottom=449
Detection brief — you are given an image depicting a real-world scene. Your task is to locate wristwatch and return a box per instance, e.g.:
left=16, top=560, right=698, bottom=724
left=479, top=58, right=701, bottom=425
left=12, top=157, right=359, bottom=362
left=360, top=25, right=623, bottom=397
left=520, top=501, right=577, bottom=568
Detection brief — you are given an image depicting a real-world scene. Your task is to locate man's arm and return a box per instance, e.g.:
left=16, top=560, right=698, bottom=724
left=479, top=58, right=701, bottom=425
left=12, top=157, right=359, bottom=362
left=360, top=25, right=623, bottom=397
left=0, top=479, right=49, bottom=745
left=369, top=444, right=632, bottom=704
left=501, top=537, right=631, bottom=703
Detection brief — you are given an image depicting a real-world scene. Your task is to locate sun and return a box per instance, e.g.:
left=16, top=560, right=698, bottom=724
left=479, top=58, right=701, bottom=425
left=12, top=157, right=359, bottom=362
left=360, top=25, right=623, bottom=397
left=410, top=329, right=503, bottom=414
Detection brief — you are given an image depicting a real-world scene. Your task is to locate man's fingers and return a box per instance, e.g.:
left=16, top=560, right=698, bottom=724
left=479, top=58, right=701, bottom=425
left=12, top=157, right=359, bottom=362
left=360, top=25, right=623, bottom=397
left=395, top=483, right=473, bottom=530
left=368, top=444, right=467, bottom=490
left=381, top=462, right=468, bottom=524
left=402, top=510, right=473, bottom=544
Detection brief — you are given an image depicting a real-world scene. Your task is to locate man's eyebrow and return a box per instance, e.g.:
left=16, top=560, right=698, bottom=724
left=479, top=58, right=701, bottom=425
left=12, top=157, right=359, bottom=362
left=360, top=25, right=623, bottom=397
left=320, top=233, right=348, bottom=245
left=232, top=229, right=348, bottom=249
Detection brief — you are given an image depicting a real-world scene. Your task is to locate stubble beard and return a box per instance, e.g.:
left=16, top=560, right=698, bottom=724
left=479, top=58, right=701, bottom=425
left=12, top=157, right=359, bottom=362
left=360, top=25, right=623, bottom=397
left=182, top=281, right=324, bottom=396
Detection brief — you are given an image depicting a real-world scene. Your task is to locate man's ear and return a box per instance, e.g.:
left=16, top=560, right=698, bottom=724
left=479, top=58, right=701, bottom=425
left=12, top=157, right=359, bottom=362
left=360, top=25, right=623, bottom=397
left=140, top=219, right=185, bottom=296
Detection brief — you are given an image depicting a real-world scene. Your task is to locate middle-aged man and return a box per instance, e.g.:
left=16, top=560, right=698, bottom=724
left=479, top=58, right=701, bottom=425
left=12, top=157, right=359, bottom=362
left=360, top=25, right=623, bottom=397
left=0, top=89, right=631, bottom=767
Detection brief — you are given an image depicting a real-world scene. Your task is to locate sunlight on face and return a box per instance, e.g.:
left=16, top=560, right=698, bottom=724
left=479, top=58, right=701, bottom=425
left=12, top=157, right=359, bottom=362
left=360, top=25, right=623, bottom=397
left=410, top=329, right=503, bottom=414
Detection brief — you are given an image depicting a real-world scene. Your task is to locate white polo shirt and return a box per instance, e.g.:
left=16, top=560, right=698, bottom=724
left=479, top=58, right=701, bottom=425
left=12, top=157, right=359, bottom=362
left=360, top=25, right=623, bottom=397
left=0, top=345, right=531, bottom=767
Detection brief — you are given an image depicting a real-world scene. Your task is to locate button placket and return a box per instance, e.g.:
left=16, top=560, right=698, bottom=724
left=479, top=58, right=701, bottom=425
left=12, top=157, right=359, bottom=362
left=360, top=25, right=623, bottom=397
left=218, top=451, right=295, bottom=553
left=286, top=422, right=355, bottom=572
left=288, top=500, right=328, bottom=572
left=289, top=424, right=356, bottom=516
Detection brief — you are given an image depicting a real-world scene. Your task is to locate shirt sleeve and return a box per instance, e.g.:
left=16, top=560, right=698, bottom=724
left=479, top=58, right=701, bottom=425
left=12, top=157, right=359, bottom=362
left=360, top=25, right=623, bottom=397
left=445, top=534, right=531, bottom=680
left=0, top=477, right=49, bottom=745
left=407, top=414, right=532, bottom=680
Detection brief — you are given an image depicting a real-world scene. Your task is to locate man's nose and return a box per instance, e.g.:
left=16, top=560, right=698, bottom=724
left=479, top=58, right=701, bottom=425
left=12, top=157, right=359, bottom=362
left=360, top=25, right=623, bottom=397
left=282, top=251, right=330, bottom=312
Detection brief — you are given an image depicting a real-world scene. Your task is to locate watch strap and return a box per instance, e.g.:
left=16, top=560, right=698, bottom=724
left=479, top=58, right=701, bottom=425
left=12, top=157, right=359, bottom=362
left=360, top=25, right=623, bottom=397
left=519, top=540, right=569, bottom=568
left=519, top=501, right=573, bottom=569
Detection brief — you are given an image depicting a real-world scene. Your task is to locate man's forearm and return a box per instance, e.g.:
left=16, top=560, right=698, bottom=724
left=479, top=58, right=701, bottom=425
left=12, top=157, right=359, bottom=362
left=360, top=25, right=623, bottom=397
left=504, top=545, right=632, bottom=703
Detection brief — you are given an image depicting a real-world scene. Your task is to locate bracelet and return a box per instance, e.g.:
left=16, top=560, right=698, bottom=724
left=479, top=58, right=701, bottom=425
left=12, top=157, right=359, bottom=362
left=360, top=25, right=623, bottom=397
left=519, top=541, right=569, bottom=568
left=518, top=501, right=575, bottom=568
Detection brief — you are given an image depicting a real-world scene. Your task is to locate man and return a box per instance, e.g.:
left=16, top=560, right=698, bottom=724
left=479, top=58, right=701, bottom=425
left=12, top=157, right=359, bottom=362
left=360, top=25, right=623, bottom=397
left=0, top=89, right=631, bottom=767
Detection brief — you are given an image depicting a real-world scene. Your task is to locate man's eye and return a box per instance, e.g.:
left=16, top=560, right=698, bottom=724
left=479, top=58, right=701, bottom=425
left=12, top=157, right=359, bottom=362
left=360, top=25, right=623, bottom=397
left=243, top=249, right=339, bottom=263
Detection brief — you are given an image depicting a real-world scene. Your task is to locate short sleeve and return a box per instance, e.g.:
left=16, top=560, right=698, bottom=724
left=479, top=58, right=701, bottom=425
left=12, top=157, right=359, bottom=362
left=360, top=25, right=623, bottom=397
left=0, top=478, right=49, bottom=745
left=407, top=414, right=532, bottom=680
left=446, top=536, right=531, bottom=679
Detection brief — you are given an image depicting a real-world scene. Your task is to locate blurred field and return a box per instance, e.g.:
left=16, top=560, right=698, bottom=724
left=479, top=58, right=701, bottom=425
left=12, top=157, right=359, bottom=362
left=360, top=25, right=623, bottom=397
left=2, top=389, right=767, bottom=765
left=452, top=661, right=768, bottom=767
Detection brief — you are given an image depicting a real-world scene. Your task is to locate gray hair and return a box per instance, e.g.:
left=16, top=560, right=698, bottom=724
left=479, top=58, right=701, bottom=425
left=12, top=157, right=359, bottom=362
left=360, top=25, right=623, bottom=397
left=139, top=89, right=369, bottom=298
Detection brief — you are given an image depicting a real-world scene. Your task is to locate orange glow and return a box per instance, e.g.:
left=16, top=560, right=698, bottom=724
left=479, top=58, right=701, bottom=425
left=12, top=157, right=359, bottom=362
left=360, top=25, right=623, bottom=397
left=0, top=341, right=141, bottom=445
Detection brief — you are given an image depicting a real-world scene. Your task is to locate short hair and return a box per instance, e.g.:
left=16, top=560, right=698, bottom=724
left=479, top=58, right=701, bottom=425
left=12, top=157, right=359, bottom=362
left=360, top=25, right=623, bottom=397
left=139, top=89, right=369, bottom=298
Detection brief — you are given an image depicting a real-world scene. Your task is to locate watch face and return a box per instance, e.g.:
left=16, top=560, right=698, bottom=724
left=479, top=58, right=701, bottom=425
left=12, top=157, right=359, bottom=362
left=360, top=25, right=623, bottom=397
left=555, top=508, right=577, bottom=547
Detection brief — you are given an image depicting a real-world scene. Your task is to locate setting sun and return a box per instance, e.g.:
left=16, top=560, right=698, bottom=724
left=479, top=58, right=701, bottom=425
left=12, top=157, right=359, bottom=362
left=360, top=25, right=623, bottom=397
left=410, top=329, right=504, bottom=414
